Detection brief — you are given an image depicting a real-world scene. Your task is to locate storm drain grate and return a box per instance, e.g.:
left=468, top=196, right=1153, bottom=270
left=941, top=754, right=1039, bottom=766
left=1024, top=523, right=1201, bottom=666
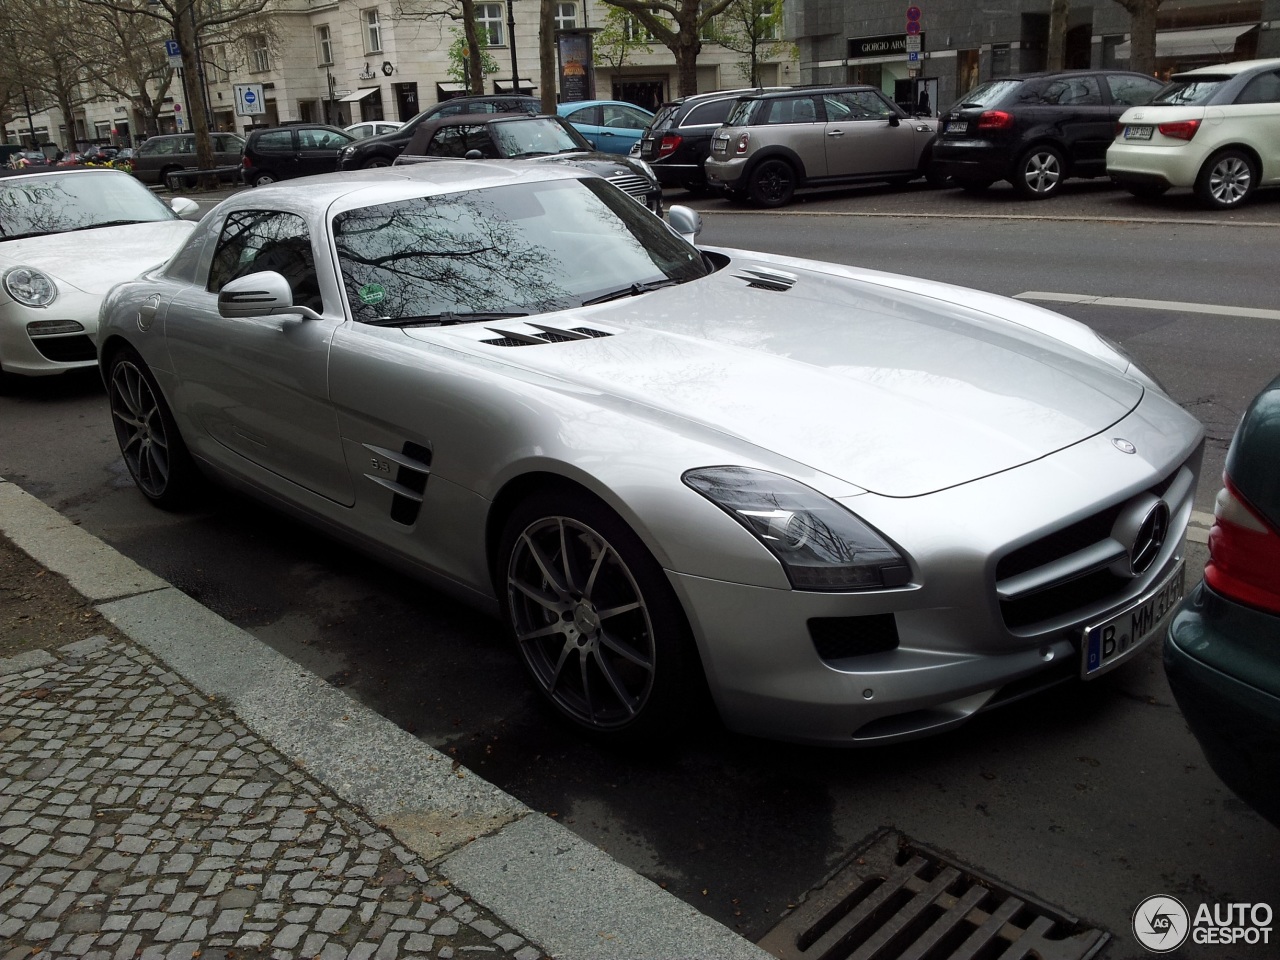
left=758, top=831, right=1108, bottom=960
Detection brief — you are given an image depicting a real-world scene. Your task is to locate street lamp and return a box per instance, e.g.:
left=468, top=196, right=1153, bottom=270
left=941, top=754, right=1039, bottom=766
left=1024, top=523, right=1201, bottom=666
left=506, top=0, right=520, bottom=94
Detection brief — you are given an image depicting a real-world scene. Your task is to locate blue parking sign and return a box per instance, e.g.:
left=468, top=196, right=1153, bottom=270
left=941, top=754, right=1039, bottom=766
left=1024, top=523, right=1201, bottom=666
left=908, top=51, right=920, bottom=62
left=164, top=39, right=180, bottom=57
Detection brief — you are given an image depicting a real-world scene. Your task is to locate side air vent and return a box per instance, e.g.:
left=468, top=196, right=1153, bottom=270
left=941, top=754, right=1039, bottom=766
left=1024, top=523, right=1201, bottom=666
left=363, top=441, right=432, bottom=526
left=735, top=266, right=798, bottom=291
left=480, top=324, right=615, bottom=347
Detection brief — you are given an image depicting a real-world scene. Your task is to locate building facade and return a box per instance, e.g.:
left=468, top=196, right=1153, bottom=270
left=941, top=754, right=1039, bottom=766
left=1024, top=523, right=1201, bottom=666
left=5, top=1, right=799, bottom=149
left=785, top=0, right=1280, bottom=114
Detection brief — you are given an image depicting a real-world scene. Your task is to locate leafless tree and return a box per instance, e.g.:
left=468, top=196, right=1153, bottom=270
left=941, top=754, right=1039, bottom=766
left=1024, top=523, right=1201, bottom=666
left=600, top=0, right=737, bottom=97
left=1114, top=0, right=1165, bottom=75
left=392, top=0, right=485, bottom=97
left=1046, top=0, right=1069, bottom=71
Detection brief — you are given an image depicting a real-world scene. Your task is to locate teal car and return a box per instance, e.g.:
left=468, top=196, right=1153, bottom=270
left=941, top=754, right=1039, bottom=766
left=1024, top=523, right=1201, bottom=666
left=557, top=100, right=654, bottom=155
left=1165, top=373, right=1280, bottom=826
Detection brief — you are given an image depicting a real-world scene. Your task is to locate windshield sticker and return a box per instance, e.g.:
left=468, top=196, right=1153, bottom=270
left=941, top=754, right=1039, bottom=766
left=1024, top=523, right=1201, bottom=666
left=358, top=283, right=386, bottom=305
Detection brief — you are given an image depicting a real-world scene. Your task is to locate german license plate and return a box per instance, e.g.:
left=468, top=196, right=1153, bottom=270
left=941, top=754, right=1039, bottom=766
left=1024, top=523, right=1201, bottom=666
left=1082, top=559, right=1184, bottom=678
left=1124, top=125, right=1154, bottom=140
left=945, top=121, right=968, bottom=134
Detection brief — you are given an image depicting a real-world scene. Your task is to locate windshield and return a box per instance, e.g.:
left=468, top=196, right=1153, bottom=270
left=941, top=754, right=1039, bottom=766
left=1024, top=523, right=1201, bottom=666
left=0, top=171, right=176, bottom=240
left=333, top=178, right=707, bottom=324
left=491, top=117, right=589, bottom=157
left=1150, top=76, right=1227, bottom=105
left=949, top=79, right=1022, bottom=110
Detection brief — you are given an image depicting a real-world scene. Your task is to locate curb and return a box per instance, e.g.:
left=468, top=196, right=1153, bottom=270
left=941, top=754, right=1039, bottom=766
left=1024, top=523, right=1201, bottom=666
left=0, top=477, right=770, bottom=960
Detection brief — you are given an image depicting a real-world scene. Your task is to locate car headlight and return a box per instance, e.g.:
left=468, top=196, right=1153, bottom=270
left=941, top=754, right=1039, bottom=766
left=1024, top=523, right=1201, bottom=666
left=1097, top=333, right=1167, bottom=393
left=683, top=466, right=911, bottom=590
left=340, top=145, right=356, bottom=158
left=3, top=267, right=57, bottom=307
left=629, top=157, right=657, bottom=183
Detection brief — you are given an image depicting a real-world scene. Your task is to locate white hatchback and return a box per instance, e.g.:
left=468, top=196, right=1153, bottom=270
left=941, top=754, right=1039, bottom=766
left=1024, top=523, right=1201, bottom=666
left=1108, top=58, right=1280, bottom=208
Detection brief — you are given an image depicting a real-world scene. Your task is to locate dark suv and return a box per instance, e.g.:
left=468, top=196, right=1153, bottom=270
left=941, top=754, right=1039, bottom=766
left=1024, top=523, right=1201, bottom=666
left=932, top=69, right=1164, bottom=199
left=638, top=88, right=788, bottom=193
left=242, top=124, right=354, bottom=186
left=337, top=95, right=540, bottom=170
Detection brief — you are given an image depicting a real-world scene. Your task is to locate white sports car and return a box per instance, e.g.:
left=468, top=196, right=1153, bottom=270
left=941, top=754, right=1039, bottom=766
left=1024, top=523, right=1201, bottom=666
left=0, top=168, right=198, bottom=388
left=98, top=162, right=1204, bottom=745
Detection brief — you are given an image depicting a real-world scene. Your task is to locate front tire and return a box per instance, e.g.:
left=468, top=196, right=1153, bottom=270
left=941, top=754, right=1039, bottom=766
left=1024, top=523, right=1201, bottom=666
left=1195, top=150, right=1256, bottom=209
left=252, top=172, right=276, bottom=186
left=748, top=158, right=796, bottom=208
left=362, top=157, right=392, bottom=169
left=499, top=490, right=700, bottom=743
left=1012, top=144, right=1065, bottom=199
left=108, top=346, right=200, bottom=509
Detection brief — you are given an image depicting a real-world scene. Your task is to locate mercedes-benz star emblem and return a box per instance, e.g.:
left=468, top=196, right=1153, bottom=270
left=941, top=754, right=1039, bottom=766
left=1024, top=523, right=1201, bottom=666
left=1131, top=501, right=1170, bottom=575
left=1113, top=438, right=1137, bottom=454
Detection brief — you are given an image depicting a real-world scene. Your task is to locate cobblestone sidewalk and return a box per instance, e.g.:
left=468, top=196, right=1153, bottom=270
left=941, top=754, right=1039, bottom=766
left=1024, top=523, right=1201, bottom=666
left=0, top=636, right=546, bottom=960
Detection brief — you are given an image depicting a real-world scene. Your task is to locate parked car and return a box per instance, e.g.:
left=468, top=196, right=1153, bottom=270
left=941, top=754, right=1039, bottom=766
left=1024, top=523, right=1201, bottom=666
left=393, top=113, right=662, bottom=214
left=932, top=69, right=1164, bottom=199
left=556, top=100, right=654, bottom=155
left=1108, top=57, right=1280, bottom=209
left=638, top=87, right=789, bottom=193
left=130, top=133, right=246, bottom=187
left=1165, top=373, right=1280, bottom=826
left=345, top=120, right=404, bottom=140
left=0, top=168, right=198, bottom=389
left=337, top=95, right=541, bottom=170
left=705, top=85, right=940, bottom=207
left=98, top=161, right=1202, bottom=746
left=242, top=124, right=355, bottom=186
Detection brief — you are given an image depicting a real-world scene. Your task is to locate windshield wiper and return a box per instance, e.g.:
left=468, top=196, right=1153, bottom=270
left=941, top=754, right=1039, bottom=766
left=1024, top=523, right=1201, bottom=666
left=69, top=219, right=149, bottom=232
left=367, top=310, right=530, bottom=328
left=581, top=278, right=680, bottom=306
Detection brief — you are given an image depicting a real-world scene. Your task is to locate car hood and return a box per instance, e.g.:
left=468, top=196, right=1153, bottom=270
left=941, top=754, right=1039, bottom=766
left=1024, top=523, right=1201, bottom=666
left=405, top=256, right=1144, bottom=497
left=0, top=220, right=196, bottom=295
left=527, top=151, right=652, bottom=180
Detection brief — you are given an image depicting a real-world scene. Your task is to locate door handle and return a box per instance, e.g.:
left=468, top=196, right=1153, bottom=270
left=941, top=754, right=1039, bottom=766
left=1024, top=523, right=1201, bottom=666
left=827, top=129, right=845, bottom=137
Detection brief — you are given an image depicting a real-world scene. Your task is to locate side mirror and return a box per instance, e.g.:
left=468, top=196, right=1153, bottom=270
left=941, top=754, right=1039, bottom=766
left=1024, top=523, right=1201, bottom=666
left=218, top=272, right=321, bottom=320
left=887, top=114, right=901, bottom=127
left=666, top=205, right=702, bottom=244
left=170, top=197, right=201, bottom=220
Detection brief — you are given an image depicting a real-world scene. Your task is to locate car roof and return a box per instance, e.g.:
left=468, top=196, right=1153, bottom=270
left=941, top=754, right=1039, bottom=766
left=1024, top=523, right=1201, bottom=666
left=248, top=124, right=350, bottom=137
left=403, top=114, right=577, bottom=155
left=740, top=84, right=879, bottom=99
left=558, top=100, right=651, bottom=111
left=1173, top=56, right=1280, bottom=78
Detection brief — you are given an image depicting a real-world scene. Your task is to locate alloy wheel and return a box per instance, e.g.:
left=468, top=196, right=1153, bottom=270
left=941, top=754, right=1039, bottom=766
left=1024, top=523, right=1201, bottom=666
left=1208, top=155, right=1252, bottom=206
left=1020, top=149, right=1062, bottom=196
left=110, top=360, right=172, bottom=500
left=506, top=515, right=656, bottom=730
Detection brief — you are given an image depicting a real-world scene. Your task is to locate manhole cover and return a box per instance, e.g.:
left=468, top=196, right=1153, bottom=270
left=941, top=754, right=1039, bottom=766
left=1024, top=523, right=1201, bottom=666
left=758, top=831, right=1108, bottom=960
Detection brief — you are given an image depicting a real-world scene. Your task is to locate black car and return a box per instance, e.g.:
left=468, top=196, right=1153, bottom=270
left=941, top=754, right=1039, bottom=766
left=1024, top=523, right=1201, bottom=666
left=337, top=95, right=541, bottom=171
left=242, top=125, right=355, bottom=186
left=638, top=87, right=788, bottom=193
left=932, top=69, right=1164, bottom=199
left=393, top=113, right=663, bottom=215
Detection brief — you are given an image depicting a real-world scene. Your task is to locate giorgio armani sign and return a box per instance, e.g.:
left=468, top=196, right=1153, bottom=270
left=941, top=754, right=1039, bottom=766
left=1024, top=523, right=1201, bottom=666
left=847, top=33, right=925, bottom=58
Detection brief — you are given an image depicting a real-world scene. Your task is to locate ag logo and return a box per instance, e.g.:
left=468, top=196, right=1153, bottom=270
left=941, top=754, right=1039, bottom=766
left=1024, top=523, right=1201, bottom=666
left=1133, top=895, right=1190, bottom=952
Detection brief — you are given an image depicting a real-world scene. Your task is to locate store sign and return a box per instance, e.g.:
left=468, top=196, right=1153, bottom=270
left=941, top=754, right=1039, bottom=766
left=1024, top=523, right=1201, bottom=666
left=848, top=33, right=925, bottom=59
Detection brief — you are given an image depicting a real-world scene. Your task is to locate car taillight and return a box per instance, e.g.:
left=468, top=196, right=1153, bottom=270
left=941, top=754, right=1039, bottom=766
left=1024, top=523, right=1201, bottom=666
left=977, top=110, right=1013, bottom=130
left=1205, top=476, right=1280, bottom=613
left=1158, top=119, right=1201, bottom=141
left=657, top=134, right=681, bottom=159
left=242, top=155, right=250, bottom=167
left=734, top=133, right=751, bottom=155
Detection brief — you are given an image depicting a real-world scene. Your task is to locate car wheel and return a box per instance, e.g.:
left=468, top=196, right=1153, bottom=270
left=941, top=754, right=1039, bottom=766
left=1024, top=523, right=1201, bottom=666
left=499, top=489, right=700, bottom=743
left=362, top=157, right=392, bottom=169
left=748, top=159, right=796, bottom=208
left=1195, top=150, right=1256, bottom=209
left=956, top=178, right=993, bottom=193
left=252, top=172, right=276, bottom=187
left=159, top=166, right=182, bottom=192
left=108, top=346, right=200, bottom=509
left=1012, top=145, right=1065, bottom=199
left=1123, top=183, right=1170, bottom=200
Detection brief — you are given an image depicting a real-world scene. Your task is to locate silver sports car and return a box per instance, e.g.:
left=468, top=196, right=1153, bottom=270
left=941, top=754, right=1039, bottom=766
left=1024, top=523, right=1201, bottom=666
left=99, top=163, right=1204, bottom=746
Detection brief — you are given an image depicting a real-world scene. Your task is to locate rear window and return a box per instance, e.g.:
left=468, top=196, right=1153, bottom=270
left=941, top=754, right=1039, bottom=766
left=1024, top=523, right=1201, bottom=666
left=683, top=99, right=736, bottom=127
left=254, top=130, right=293, bottom=152
left=1151, top=76, right=1228, bottom=105
left=950, top=79, right=1022, bottom=110
left=650, top=104, right=682, bottom=132
left=725, top=98, right=763, bottom=126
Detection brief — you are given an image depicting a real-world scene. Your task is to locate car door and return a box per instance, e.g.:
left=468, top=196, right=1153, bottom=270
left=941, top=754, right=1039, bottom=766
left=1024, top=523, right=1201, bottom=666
left=163, top=208, right=353, bottom=505
left=563, top=104, right=604, bottom=148
left=297, top=127, right=352, bottom=177
left=759, top=95, right=828, bottom=177
left=214, top=135, right=245, bottom=167
left=597, top=104, right=651, bottom=154
left=821, top=91, right=916, bottom=177
left=1038, top=75, right=1110, bottom=173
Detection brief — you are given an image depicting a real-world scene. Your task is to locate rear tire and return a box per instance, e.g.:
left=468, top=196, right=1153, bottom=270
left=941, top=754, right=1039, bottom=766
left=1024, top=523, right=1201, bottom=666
left=1012, top=144, right=1065, bottom=199
left=748, top=158, right=796, bottom=208
left=252, top=172, right=276, bottom=186
left=1195, top=149, right=1256, bottom=209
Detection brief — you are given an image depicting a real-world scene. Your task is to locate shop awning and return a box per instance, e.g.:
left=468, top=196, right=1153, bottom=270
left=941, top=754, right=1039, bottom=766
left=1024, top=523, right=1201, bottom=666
left=1114, top=24, right=1254, bottom=60
left=437, top=82, right=469, bottom=94
left=338, top=87, right=381, bottom=103
left=494, top=79, right=536, bottom=93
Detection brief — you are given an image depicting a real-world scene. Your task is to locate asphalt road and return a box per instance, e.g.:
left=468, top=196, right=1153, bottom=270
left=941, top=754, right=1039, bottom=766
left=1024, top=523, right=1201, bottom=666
left=4, top=186, right=1279, bottom=956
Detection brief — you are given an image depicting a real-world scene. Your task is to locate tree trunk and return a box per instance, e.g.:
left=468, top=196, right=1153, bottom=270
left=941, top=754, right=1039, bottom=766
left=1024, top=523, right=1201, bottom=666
left=539, top=0, right=556, bottom=113
left=1122, top=0, right=1161, bottom=76
left=174, top=3, right=214, bottom=186
left=1047, top=0, right=1069, bottom=71
left=461, top=0, right=483, bottom=95
left=674, top=26, right=701, bottom=97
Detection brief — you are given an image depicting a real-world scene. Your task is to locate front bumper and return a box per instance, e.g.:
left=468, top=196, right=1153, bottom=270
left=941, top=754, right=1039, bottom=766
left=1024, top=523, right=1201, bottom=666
left=1164, top=583, right=1280, bottom=826
left=0, top=296, right=101, bottom=377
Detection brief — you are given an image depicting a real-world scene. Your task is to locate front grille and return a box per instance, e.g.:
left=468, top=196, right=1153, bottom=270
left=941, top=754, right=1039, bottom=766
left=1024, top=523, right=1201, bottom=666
left=759, top=831, right=1107, bottom=960
left=809, top=615, right=899, bottom=663
left=606, top=173, right=652, bottom=202
left=32, top=334, right=96, bottom=362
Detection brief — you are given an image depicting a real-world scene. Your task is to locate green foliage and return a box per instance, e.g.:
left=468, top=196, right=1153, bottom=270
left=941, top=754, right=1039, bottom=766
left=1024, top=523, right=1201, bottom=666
left=594, top=7, right=653, bottom=72
left=447, top=26, right=499, bottom=88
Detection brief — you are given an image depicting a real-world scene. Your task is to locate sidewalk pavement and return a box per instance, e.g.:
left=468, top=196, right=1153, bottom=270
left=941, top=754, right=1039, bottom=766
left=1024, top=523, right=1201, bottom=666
left=0, top=477, right=772, bottom=960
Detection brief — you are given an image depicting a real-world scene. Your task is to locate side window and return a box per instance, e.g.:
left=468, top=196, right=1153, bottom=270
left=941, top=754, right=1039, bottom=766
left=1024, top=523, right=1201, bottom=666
left=684, top=99, right=733, bottom=126
left=1107, top=75, right=1162, bottom=106
left=568, top=106, right=602, bottom=125
left=299, top=128, right=349, bottom=149
left=1041, top=76, right=1102, bottom=106
left=603, top=104, right=648, bottom=127
left=180, top=137, right=196, bottom=153
left=255, top=130, right=294, bottom=152
left=141, top=139, right=171, bottom=156
left=207, top=210, right=322, bottom=311
left=427, top=127, right=468, bottom=157
left=1236, top=70, right=1280, bottom=104
left=825, top=91, right=895, bottom=120
left=763, top=97, right=819, bottom=124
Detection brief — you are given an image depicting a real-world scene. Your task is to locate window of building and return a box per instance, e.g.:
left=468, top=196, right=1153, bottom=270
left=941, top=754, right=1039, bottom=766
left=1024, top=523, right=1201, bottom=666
left=554, top=2, right=576, bottom=31
left=624, top=17, right=654, bottom=43
left=476, top=4, right=504, bottom=46
left=249, top=35, right=270, bottom=73
left=365, top=9, right=382, bottom=53
left=316, top=25, right=333, bottom=66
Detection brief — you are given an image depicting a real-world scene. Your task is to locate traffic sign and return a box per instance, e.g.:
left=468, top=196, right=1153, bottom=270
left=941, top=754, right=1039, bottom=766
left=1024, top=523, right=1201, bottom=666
left=905, top=36, right=922, bottom=52
left=173, top=103, right=182, bottom=112
left=906, top=5, right=922, bottom=21
left=234, top=83, right=266, bottom=116
left=164, top=38, right=183, bottom=70
left=906, top=21, right=921, bottom=35
left=908, top=51, right=920, bottom=62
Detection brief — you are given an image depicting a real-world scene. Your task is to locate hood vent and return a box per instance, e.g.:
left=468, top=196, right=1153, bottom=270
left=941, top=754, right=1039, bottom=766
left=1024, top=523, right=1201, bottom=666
left=737, top=267, right=793, bottom=293
left=735, top=266, right=798, bottom=292
left=480, top=323, right=614, bottom=347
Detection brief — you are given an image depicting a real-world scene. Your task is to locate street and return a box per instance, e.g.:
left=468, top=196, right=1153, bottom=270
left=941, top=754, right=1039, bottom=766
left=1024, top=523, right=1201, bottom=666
left=3, top=186, right=1279, bottom=957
